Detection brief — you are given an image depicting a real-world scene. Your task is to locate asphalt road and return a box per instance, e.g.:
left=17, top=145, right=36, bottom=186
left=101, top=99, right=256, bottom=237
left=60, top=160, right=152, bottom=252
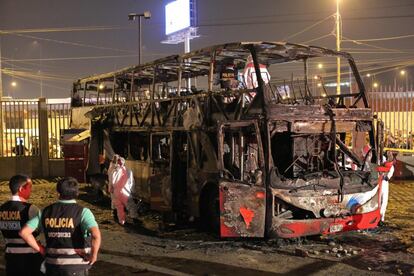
left=0, top=180, right=412, bottom=275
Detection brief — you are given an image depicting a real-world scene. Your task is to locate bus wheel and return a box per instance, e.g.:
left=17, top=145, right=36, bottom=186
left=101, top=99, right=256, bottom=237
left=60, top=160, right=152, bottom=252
left=200, top=185, right=220, bottom=234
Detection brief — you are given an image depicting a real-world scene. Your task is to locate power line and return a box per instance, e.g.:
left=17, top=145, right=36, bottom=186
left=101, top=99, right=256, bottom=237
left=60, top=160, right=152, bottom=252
left=283, top=14, right=334, bottom=41
left=3, top=73, right=69, bottom=92
left=300, top=33, right=333, bottom=44
left=343, top=33, right=414, bottom=43
left=0, top=25, right=130, bottom=34
left=1, top=53, right=167, bottom=62
left=12, top=33, right=135, bottom=54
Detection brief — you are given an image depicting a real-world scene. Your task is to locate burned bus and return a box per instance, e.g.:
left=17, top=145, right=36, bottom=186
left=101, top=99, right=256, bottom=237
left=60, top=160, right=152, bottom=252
left=70, top=42, right=389, bottom=238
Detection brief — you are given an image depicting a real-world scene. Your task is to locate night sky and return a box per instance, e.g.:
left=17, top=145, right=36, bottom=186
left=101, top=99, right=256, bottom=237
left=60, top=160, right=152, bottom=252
left=0, top=0, right=413, bottom=98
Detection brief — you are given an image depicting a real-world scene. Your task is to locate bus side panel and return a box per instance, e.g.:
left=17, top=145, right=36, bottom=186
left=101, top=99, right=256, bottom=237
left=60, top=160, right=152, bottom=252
left=219, top=181, right=266, bottom=237
left=149, top=169, right=172, bottom=212
left=125, top=160, right=151, bottom=202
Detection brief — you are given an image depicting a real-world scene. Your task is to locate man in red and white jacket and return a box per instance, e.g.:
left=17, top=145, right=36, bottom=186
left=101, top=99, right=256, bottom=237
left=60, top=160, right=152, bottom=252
left=377, top=152, right=396, bottom=224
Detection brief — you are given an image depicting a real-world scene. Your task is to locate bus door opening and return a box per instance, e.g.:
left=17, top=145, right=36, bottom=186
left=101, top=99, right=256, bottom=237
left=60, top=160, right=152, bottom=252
left=218, top=122, right=266, bottom=237
left=150, top=133, right=172, bottom=211
left=171, top=132, right=188, bottom=214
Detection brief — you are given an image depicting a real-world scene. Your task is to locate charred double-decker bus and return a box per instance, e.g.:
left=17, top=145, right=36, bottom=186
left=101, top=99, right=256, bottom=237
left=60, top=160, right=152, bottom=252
left=70, top=42, right=388, bottom=238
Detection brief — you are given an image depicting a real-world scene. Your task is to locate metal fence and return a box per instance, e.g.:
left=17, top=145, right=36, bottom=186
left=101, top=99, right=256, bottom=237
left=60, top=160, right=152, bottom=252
left=47, top=103, right=71, bottom=159
left=0, top=101, right=39, bottom=157
left=0, top=100, right=71, bottom=158
left=369, top=89, right=414, bottom=150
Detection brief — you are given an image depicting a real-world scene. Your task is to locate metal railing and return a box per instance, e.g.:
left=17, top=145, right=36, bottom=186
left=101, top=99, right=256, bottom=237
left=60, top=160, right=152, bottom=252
left=47, top=103, right=71, bottom=159
left=370, top=89, right=414, bottom=151
left=0, top=100, right=39, bottom=157
left=0, top=100, right=71, bottom=159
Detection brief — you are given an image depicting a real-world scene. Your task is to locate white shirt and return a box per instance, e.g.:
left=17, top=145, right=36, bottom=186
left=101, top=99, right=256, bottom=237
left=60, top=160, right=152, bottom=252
left=11, top=195, right=40, bottom=220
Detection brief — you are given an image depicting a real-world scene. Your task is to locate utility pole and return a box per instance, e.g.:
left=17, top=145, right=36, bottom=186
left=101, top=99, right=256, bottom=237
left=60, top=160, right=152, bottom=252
left=336, top=0, right=341, bottom=95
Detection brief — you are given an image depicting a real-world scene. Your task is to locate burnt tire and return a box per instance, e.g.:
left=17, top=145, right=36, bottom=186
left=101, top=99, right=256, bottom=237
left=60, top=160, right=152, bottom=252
left=200, top=185, right=220, bottom=235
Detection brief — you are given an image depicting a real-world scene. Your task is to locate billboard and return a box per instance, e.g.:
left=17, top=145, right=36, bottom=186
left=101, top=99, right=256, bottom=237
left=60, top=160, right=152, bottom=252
left=165, top=0, right=191, bottom=35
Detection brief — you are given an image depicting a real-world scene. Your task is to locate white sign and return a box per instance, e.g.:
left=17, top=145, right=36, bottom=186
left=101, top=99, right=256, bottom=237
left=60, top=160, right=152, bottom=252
left=165, top=0, right=191, bottom=35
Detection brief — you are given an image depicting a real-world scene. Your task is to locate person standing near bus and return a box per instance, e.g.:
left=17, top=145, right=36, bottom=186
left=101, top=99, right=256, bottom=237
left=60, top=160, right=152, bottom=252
left=0, top=174, right=43, bottom=276
left=378, top=151, right=396, bottom=226
left=19, top=177, right=101, bottom=276
left=108, top=155, right=137, bottom=225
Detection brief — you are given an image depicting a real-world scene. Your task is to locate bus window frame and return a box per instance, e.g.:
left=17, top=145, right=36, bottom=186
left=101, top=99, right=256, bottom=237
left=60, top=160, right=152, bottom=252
left=218, top=120, right=264, bottom=185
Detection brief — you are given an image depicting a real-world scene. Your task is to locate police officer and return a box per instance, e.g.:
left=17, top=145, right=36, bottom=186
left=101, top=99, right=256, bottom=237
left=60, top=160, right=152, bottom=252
left=219, top=62, right=237, bottom=90
left=0, top=174, right=43, bottom=275
left=20, top=177, right=101, bottom=276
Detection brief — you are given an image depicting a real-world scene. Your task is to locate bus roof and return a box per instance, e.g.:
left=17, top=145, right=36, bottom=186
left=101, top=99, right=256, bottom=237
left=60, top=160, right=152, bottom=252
left=75, top=41, right=352, bottom=84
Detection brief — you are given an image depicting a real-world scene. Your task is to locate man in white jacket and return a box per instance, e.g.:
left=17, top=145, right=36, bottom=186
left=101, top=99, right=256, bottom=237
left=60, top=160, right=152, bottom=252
left=108, top=155, right=137, bottom=225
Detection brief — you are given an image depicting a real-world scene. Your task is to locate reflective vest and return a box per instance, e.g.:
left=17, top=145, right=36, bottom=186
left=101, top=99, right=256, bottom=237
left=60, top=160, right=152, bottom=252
left=0, top=200, right=39, bottom=254
left=41, top=202, right=91, bottom=271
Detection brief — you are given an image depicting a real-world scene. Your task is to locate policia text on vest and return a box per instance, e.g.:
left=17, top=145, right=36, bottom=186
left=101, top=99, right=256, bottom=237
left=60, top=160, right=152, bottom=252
left=19, top=177, right=101, bottom=276
left=0, top=175, right=43, bottom=276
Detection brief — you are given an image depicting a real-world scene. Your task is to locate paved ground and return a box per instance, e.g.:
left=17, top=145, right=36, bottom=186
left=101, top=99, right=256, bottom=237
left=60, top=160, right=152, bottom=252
left=0, top=179, right=412, bottom=275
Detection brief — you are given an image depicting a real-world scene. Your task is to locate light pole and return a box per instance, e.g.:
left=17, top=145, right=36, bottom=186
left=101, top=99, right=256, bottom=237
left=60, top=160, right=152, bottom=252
left=400, top=69, right=408, bottom=91
left=128, top=11, right=151, bottom=65
left=365, top=73, right=372, bottom=92
left=335, top=0, right=342, bottom=95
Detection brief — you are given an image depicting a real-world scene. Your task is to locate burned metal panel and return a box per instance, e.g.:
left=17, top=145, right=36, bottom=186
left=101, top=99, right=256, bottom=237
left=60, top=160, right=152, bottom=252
left=219, top=181, right=266, bottom=237
left=272, top=185, right=379, bottom=219
left=187, top=170, right=219, bottom=217
left=292, top=121, right=356, bottom=133
left=125, top=160, right=152, bottom=203
left=270, top=209, right=381, bottom=238
left=149, top=172, right=172, bottom=212
left=269, top=175, right=384, bottom=238
left=71, top=106, right=93, bottom=129
left=267, top=105, right=373, bottom=122
left=270, top=210, right=382, bottom=238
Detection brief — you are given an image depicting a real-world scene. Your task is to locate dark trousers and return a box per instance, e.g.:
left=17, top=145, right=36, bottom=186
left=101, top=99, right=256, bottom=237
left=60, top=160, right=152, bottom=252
left=46, top=267, right=89, bottom=276
left=5, top=252, right=44, bottom=276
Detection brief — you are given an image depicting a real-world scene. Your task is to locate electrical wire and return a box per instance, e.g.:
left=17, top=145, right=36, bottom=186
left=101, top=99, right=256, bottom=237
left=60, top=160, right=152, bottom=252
left=2, top=68, right=74, bottom=81
left=12, top=33, right=136, bottom=54
left=0, top=25, right=130, bottom=34
left=300, top=33, right=333, bottom=44
left=2, top=72, right=69, bottom=91
left=343, top=33, right=414, bottom=43
left=283, top=14, right=334, bottom=41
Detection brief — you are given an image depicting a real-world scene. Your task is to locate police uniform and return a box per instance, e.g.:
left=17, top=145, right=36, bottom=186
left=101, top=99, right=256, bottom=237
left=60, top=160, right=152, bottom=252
left=27, top=200, right=97, bottom=276
left=220, top=66, right=236, bottom=89
left=0, top=196, right=43, bottom=275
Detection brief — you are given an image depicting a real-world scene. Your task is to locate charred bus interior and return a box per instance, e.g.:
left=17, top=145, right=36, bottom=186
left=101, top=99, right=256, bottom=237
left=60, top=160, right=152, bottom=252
left=70, top=42, right=384, bottom=238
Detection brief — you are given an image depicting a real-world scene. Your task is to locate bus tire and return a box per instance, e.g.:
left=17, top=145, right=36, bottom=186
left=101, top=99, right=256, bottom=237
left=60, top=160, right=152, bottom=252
left=199, top=184, right=220, bottom=235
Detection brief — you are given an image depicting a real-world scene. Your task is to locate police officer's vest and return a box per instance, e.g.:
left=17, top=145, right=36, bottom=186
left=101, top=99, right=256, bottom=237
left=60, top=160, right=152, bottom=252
left=220, top=67, right=236, bottom=89
left=0, top=200, right=39, bottom=254
left=41, top=202, right=91, bottom=271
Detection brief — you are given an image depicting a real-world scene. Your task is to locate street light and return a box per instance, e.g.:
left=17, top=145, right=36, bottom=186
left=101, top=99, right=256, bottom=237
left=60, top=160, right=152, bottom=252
left=399, top=69, right=408, bottom=90
left=128, top=11, right=151, bottom=65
